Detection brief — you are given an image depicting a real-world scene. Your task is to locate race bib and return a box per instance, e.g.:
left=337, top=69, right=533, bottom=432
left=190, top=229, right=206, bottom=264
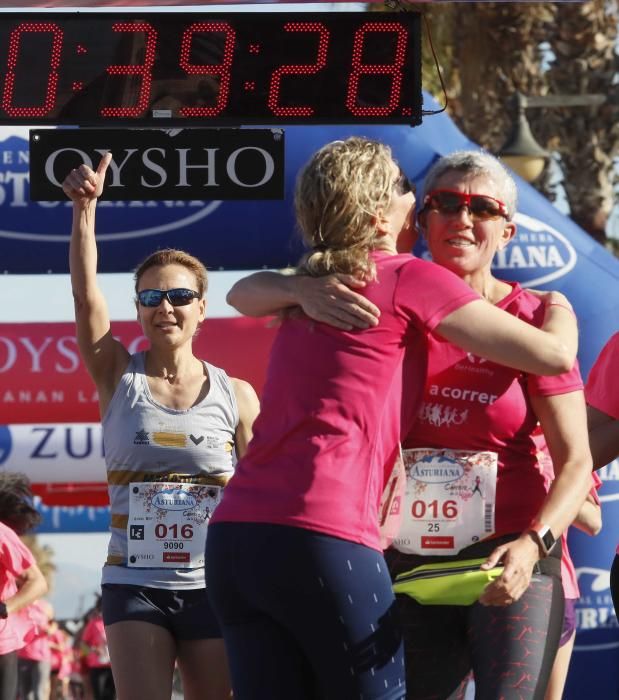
left=392, top=448, right=497, bottom=555
left=127, top=481, right=221, bottom=568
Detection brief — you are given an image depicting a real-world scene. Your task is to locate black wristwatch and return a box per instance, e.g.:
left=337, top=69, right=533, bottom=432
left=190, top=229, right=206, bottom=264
left=0, top=602, right=8, bottom=619
left=528, top=521, right=557, bottom=558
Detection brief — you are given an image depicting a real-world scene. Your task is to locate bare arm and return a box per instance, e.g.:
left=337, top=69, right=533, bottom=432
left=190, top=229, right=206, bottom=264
left=480, top=390, right=592, bottom=606
left=231, top=378, right=260, bottom=458
left=64, top=152, right=129, bottom=411
left=5, top=563, right=48, bottom=615
left=436, top=295, right=577, bottom=376
left=227, top=271, right=380, bottom=330
left=572, top=492, right=602, bottom=536
left=587, top=404, right=619, bottom=469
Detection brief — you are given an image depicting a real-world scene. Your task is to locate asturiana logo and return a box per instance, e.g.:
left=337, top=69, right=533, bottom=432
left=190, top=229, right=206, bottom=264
left=493, top=213, right=578, bottom=286
left=411, top=456, right=464, bottom=484
left=151, top=488, right=197, bottom=511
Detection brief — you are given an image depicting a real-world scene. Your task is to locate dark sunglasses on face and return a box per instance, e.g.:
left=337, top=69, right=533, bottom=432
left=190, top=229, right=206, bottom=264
left=137, top=288, right=200, bottom=307
left=423, top=189, right=508, bottom=221
left=394, top=170, right=416, bottom=196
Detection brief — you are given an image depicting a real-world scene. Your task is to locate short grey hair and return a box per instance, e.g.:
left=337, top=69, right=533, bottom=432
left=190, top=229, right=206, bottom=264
left=422, top=150, right=518, bottom=220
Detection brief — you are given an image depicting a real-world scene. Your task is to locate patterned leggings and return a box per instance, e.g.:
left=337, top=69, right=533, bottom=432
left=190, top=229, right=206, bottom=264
left=386, top=542, right=564, bottom=700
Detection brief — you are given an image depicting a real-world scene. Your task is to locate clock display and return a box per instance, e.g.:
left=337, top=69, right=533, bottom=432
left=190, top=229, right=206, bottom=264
left=0, top=12, right=422, bottom=126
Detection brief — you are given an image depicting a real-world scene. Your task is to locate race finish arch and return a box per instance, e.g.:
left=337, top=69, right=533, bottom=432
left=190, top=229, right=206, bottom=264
left=0, top=5, right=617, bottom=695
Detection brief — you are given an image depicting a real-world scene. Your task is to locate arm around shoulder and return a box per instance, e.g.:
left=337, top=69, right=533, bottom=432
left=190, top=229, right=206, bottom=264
left=436, top=297, right=577, bottom=376
left=226, top=271, right=302, bottom=316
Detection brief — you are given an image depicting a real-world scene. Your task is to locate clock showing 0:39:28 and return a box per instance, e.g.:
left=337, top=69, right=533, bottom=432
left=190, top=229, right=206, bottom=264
left=0, top=12, right=422, bottom=126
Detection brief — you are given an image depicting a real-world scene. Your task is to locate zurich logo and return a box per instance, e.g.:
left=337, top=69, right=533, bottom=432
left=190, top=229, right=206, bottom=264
left=0, top=425, right=12, bottom=465
left=151, top=488, right=197, bottom=511
left=411, top=455, right=464, bottom=484
left=0, top=129, right=222, bottom=244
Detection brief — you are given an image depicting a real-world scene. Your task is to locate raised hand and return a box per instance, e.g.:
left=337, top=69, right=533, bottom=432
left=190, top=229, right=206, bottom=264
left=62, top=151, right=112, bottom=204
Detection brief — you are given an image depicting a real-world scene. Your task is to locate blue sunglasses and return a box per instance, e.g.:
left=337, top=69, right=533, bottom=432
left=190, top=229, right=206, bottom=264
left=138, top=288, right=200, bottom=307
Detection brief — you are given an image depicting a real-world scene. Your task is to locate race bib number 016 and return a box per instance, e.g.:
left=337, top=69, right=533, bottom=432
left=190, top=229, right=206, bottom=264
left=392, top=448, right=497, bottom=555
left=127, top=481, right=221, bottom=568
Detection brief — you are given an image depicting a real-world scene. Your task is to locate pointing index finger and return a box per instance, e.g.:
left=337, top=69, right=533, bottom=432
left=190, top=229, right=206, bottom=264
left=96, top=151, right=113, bottom=176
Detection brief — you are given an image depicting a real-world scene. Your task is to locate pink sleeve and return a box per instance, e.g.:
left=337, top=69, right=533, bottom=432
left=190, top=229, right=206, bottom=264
left=589, top=471, right=603, bottom=505
left=0, top=525, right=35, bottom=578
left=511, top=292, right=583, bottom=396
left=394, top=258, right=480, bottom=333
left=586, top=333, right=619, bottom=419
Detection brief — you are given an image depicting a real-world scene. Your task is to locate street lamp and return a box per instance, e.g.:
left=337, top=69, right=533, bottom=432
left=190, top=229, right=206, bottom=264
left=498, top=91, right=607, bottom=183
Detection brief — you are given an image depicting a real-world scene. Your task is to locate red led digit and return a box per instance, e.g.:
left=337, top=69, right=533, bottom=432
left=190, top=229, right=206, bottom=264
left=2, top=22, right=63, bottom=118
left=178, top=22, right=236, bottom=117
left=267, top=22, right=329, bottom=117
left=346, top=22, right=407, bottom=117
left=100, top=22, right=157, bottom=118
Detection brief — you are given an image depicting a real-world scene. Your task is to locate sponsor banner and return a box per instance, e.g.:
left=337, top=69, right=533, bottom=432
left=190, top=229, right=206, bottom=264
left=0, top=423, right=105, bottom=483
left=1, top=95, right=617, bottom=377
left=30, top=129, right=285, bottom=201
left=0, top=317, right=276, bottom=424
left=564, top=459, right=619, bottom=699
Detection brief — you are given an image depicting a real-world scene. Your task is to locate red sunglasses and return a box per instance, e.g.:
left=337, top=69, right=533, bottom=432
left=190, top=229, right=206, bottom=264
left=422, top=189, right=508, bottom=221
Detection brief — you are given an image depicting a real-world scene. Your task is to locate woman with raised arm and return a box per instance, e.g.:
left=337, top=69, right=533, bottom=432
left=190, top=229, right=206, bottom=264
left=205, top=137, right=578, bottom=700
left=62, top=152, right=260, bottom=700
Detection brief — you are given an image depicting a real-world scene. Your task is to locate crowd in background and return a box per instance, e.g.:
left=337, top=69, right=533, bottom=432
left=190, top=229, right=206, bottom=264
left=16, top=591, right=115, bottom=700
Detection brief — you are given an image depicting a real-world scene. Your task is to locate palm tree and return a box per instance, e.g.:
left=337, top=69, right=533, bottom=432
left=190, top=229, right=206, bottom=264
left=379, top=1, right=618, bottom=246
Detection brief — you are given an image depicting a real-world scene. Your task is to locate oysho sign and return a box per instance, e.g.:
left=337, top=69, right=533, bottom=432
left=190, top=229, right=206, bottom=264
left=29, top=128, right=285, bottom=201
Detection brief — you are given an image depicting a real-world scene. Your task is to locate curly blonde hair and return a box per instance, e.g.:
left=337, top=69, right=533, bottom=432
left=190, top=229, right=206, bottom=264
left=133, top=249, right=208, bottom=298
left=295, top=137, right=397, bottom=280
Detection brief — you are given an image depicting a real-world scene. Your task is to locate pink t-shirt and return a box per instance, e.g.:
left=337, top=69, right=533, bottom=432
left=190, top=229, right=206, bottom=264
left=0, top=522, right=37, bottom=655
left=49, top=627, right=73, bottom=679
left=81, top=615, right=110, bottom=669
left=18, top=599, right=52, bottom=663
left=403, top=282, right=583, bottom=537
left=213, top=253, right=479, bottom=550
left=585, top=331, right=619, bottom=554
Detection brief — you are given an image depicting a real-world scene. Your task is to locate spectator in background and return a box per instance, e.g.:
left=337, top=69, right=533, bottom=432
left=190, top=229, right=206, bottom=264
left=49, top=621, right=73, bottom=700
left=0, top=473, right=48, bottom=700
left=80, top=600, right=114, bottom=700
left=17, top=598, right=53, bottom=700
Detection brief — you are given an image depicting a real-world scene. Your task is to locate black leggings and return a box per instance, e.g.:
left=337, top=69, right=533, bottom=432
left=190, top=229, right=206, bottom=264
left=386, top=539, right=564, bottom=700
left=0, top=652, right=17, bottom=700
left=611, top=553, right=619, bottom=620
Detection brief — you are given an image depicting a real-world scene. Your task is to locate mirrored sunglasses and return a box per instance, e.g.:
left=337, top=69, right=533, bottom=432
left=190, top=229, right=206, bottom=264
left=423, top=189, right=507, bottom=221
left=138, top=288, right=200, bottom=307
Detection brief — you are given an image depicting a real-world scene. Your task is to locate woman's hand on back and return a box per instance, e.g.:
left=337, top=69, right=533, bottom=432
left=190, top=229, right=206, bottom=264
left=292, top=274, right=380, bottom=330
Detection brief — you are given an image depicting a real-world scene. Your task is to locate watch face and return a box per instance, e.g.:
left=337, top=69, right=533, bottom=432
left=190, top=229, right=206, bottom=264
left=540, top=527, right=556, bottom=553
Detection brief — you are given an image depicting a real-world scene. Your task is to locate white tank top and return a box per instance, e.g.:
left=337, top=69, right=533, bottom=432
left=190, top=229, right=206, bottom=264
left=101, top=352, right=238, bottom=589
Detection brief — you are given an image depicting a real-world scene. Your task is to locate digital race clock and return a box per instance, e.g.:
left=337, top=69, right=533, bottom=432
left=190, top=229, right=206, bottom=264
left=0, top=12, right=422, bottom=126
